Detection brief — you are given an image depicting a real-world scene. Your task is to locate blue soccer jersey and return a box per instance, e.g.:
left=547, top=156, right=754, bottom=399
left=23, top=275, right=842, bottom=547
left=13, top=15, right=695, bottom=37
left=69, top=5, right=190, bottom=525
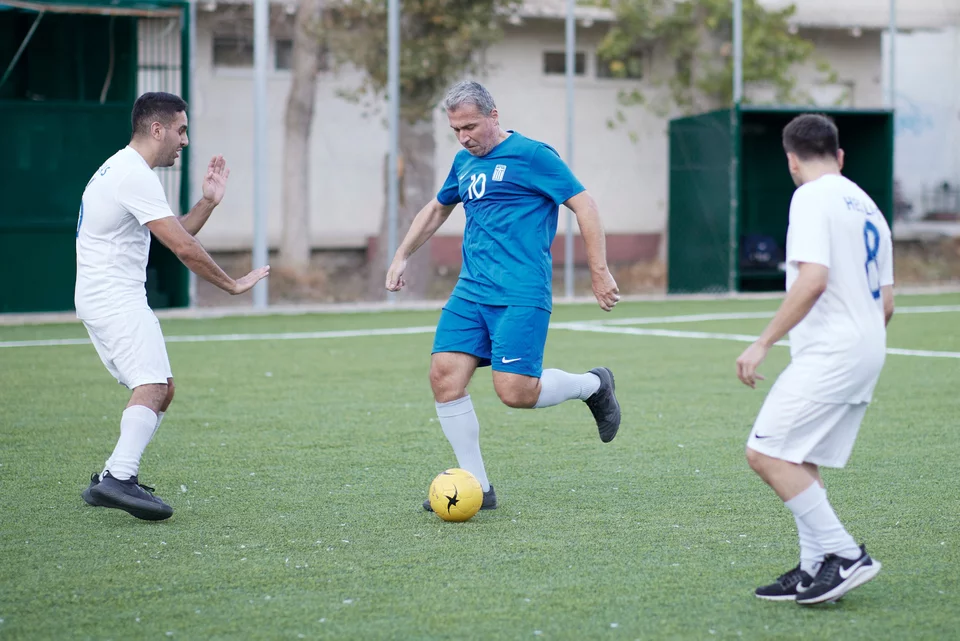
left=436, top=131, right=584, bottom=311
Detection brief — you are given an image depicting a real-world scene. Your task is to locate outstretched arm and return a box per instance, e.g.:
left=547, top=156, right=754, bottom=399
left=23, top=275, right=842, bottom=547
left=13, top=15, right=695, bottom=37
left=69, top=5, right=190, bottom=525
left=385, top=198, right=457, bottom=291
left=147, top=216, right=269, bottom=295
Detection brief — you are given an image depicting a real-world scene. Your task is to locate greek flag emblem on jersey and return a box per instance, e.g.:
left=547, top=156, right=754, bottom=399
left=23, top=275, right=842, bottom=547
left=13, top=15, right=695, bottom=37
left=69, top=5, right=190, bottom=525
left=492, top=164, right=507, bottom=181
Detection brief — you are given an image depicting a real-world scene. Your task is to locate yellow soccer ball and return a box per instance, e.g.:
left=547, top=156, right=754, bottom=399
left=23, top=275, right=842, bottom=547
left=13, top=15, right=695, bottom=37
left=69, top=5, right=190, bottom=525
left=428, top=468, right=483, bottom=522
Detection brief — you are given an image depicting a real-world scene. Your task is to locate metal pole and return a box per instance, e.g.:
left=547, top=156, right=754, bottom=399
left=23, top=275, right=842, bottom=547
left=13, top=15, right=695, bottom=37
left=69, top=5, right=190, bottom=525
left=0, top=10, right=43, bottom=91
left=729, top=0, right=743, bottom=293
left=733, top=0, right=743, bottom=104
left=386, top=0, right=400, bottom=304
left=564, top=0, right=575, bottom=300
left=187, top=0, right=197, bottom=307
left=252, top=0, right=269, bottom=308
left=887, top=0, right=896, bottom=108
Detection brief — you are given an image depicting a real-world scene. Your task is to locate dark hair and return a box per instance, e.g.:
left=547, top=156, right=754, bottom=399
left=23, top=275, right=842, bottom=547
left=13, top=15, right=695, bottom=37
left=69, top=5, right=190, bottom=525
left=131, top=92, right=188, bottom=137
left=782, top=113, right=839, bottom=161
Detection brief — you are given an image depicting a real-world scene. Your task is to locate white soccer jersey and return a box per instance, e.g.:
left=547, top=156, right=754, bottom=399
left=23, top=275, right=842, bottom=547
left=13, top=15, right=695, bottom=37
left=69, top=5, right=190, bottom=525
left=75, top=146, right=174, bottom=320
left=775, top=173, right=894, bottom=404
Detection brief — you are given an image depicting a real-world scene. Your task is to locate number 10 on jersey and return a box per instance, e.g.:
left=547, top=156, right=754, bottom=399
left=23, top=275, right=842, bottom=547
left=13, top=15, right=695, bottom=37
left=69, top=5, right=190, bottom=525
left=467, top=173, right=486, bottom=200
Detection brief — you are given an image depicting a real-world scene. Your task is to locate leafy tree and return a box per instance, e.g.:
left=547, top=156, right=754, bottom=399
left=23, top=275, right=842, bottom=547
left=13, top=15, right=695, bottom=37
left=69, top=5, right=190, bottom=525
left=594, top=0, right=837, bottom=117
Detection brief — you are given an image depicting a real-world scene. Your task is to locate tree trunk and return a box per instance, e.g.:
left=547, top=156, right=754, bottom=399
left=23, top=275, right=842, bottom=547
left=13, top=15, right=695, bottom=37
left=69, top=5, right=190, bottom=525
left=279, top=0, right=322, bottom=271
left=369, top=115, right=436, bottom=299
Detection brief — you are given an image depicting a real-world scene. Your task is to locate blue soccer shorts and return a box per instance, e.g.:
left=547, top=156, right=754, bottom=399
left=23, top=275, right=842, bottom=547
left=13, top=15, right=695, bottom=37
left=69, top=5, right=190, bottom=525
left=431, top=295, right=550, bottom=378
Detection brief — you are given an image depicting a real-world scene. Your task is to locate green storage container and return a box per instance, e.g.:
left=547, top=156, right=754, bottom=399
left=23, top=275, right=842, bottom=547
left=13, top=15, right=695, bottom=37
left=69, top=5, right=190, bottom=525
left=667, top=106, right=895, bottom=294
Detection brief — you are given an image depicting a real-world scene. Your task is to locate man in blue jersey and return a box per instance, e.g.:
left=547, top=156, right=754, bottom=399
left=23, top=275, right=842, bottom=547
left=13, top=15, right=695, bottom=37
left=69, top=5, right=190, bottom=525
left=385, top=80, right=622, bottom=511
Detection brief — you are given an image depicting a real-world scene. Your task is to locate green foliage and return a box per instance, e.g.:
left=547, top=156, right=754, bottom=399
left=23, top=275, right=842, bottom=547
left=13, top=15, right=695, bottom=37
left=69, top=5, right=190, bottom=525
left=328, top=0, right=521, bottom=123
left=594, top=0, right=837, bottom=115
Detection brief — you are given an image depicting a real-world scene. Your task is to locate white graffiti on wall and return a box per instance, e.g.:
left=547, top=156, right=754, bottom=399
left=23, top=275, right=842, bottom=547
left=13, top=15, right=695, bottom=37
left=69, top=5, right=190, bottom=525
left=895, top=96, right=937, bottom=137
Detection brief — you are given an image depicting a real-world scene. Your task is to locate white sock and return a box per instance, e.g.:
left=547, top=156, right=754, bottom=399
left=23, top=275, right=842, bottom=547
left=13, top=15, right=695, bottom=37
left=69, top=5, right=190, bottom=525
left=785, top=482, right=862, bottom=560
left=156, top=411, right=165, bottom=430
left=795, top=514, right=825, bottom=575
left=533, top=369, right=601, bottom=408
left=436, top=395, right=490, bottom=491
left=102, top=405, right=159, bottom=481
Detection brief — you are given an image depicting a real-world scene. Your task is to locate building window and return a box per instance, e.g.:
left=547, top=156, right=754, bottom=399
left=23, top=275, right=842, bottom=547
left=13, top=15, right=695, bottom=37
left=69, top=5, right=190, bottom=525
left=543, top=51, right=585, bottom=76
left=275, top=39, right=330, bottom=72
left=275, top=39, right=293, bottom=70
left=597, top=50, right=644, bottom=79
left=213, top=35, right=254, bottom=68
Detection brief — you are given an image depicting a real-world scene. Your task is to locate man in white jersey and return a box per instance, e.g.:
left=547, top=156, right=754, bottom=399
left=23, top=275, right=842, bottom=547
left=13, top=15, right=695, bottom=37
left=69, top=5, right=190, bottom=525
left=77, top=92, right=270, bottom=520
left=735, top=113, right=895, bottom=605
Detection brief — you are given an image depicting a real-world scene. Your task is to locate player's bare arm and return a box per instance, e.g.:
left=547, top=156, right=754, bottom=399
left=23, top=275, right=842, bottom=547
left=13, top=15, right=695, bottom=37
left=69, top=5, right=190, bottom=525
left=565, top=191, right=620, bottom=311
left=736, top=262, right=829, bottom=388
left=147, top=216, right=269, bottom=295
left=179, top=155, right=230, bottom=236
left=385, top=198, right=457, bottom=291
left=882, top=285, right=895, bottom=326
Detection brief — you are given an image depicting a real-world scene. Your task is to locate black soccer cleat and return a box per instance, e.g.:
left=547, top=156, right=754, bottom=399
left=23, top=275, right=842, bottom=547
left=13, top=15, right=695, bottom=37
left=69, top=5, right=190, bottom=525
left=88, top=471, right=174, bottom=521
left=584, top=367, right=621, bottom=443
left=755, top=564, right=815, bottom=601
left=423, top=484, right=498, bottom=512
left=796, top=545, right=881, bottom=605
left=81, top=472, right=102, bottom=507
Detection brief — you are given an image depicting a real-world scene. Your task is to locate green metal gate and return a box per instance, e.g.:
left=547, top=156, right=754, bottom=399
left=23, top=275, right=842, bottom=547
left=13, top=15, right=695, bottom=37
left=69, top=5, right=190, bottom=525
left=667, top=106, right=895, bottom=294
left=0, top=0, right=190, bottom=314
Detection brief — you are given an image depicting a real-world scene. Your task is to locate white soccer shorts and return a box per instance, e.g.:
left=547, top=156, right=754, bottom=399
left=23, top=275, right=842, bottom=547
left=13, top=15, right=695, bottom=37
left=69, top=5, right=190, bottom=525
left=747, top=387, right=869, bottom=469
left=82, top=308, right=172, bottom=390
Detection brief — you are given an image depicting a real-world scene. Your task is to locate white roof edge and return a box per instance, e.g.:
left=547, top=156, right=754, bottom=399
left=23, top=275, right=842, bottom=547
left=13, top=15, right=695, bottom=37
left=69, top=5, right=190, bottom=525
left=515, top=4, right=616, bottom=22
left=200, top=1, right=956, bottom=30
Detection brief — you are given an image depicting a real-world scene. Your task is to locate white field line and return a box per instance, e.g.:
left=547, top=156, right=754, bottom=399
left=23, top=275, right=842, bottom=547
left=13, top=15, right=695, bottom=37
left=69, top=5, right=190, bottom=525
left=4, top=285, right=960, bottom=327
left=593, top=305, right=960, bottom=326
left=553, top=323, right=960, bottom=359
left=0, top=326, right=437, bottom=349
left=1, top=305, right=959, bottom=358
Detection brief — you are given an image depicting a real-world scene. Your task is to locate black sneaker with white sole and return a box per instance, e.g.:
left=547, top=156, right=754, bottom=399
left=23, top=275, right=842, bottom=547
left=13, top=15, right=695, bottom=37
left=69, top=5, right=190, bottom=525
left=88, top=471, right=174, bottom=521
left=754, top=565, right=815, bottom=601
left=423, top=485, right=498, bottom=512
left=585, top=367, right=621, bottom=443
left=796, top=545, right=881, bottom=605
left=81, top=472, right=102, bottom=507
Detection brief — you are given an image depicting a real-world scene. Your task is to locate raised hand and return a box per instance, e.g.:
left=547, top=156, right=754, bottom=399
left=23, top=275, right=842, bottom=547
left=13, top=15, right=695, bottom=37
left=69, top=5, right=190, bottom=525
left=201, top=155, right=231, bottom=206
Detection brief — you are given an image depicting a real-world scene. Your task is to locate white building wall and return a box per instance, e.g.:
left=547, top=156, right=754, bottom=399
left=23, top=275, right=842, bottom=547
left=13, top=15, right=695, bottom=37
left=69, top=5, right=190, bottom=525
left=884, top=26, right=960, bottom=217
left=186, top=8, right=892, bottom=253
left=764, top=0, right=960, bottom=30
left=796, top=28, right=883, bottom=108
left=190, top=12, right=385, bottom=251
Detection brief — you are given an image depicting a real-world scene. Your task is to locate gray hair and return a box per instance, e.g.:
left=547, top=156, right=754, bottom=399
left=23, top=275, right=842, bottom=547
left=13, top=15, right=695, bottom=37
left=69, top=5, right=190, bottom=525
left=441, top=81, right=496, bottom=116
